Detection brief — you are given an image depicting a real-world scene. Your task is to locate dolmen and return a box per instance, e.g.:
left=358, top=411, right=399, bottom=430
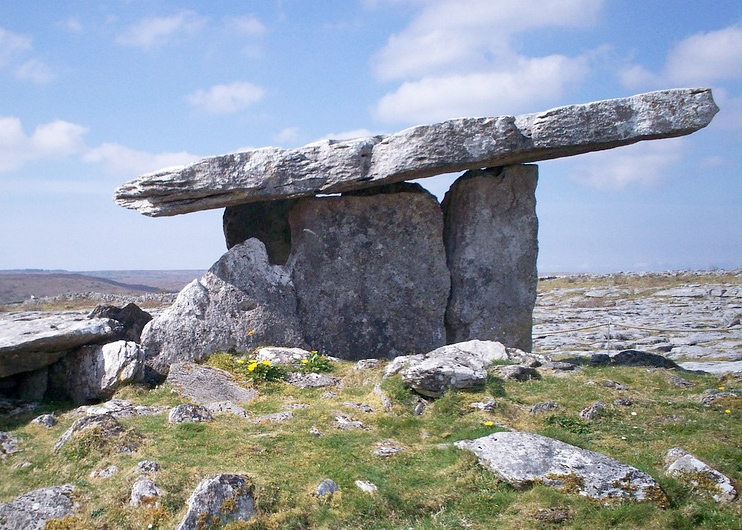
left=114, top=88, right=718, bottom=378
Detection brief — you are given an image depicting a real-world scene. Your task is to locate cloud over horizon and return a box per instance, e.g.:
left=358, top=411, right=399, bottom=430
left=372, top=0, right=603, bottom=123
left=186, top=81, right=265, bottom=114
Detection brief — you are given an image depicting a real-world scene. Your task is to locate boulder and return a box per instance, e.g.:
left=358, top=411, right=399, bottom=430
left=223, top=199, right=298, bottom=264
left=456, top=432, right=665, bottom=504
left=665, top=448, right=737, bottom=502
left=611, top=350, right=680, bottom=369
left=442, top=165, right=538, bottom=351
left=393, top=340, right=544, bottom=397
left=114, top=89, right=718, bottom=216
left=47, top=340, right=144, bottom=404
left=54, top=413, right=138, bottom=453
left=175, top=474, right=255, bottom=530
left=130, top=478, right=163, bottom=507
left=0, top=484, right=77, bottom=530
left=494, top=365, right=540, bottom=381
left=315, top=478, right=340, bottom=498
left=166, top=362, right=257, bottom=405
left=0, top=314, right=121, bottom=378
left=168, top=404, right=213, bottom=424
left=288, top=187, right=449, bottom=359
left=140, top=238, right=306, bottom=378
left=31, top=413, right=56, bottom=428
left=88, top=302, right=152, bottom=342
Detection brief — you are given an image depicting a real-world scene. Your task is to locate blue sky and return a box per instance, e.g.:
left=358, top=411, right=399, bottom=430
left=1, top=0, right=740, bottom=272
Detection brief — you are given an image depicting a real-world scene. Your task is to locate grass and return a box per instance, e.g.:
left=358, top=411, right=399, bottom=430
left=1, top=356, right=741, bottom=530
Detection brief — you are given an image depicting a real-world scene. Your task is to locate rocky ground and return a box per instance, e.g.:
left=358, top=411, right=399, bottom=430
left=533, top=270, right=742, bottom=374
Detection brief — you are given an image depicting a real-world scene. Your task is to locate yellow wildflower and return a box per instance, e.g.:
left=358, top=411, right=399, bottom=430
left=248, top=329, right=256, bottom=336
left=247, top=363, right=257, bottom=372
left=725, top=409, right=732, bottom=414
left=237, top=359, right=245, bottom=364
left=261, top=360, right=271, bottom=366
left=301, top=359, right=309, bottom=364
left=718, top=386, right=725, bottom=391
left=483, top=421, right=494, bottom=427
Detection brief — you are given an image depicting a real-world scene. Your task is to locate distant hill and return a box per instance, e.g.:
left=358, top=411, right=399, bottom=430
left=0, top=270, right=205, bottom=304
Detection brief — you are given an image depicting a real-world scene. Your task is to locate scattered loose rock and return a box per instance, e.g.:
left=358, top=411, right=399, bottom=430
left=374, top=440, right=405, bottom=458
left=175, top=474, right=255, bottom=530
left=665, top=448, right=737, bottom=502
left=494, top=365, right=540, bottom=381
left=0, top=484, right=77, bottom=530
left=455, top=432, right=666, bottom=503
left=343, top=402, right=374, bottom=413
left=137, top=460, right=161, bottom=474
left=530, top=401, right=559, bottom=415
left=355, top=480, right=378, bottom=495
left=315, top=478, right=339, bottom=498
left=0, top=431, right=20, bottom=459
left=31, top=413, right=56, bottom=428
left=79, top=398, right=166, bottom=418
left=205, top=401, right=249, bottom=418
left=286, top=372, right=340, bottom=389
left=130, top=478, right=163, bottom=507
left=90, top=465, right=119, bottom=479
left=168, top=404, right=213, bottom=424
left=333, top=414, right=366, bottom=430
left=668, top=375, right=694, bottom=388
left=580, top=402, right=606, bottom=421
left=254, top=411, right=293, bottom=424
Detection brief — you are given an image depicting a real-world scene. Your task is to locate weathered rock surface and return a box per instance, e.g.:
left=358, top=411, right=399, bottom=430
left=78, top=398, right=166, bottom=418
left=47, top=340, right=144, bottom=404
left=456, top=432, right=665, bottom=503
left=0, top=484, right=77, bottom=530
left=254, top=346, right=311, bottom=365
left=141, top=238, right=306, bottom=378
left=533, top=272, right=741, bottom=370
left=166, top=362, right=257, bottom=405
left=88, top=302, right=152, bottom=342
left=494, top=365, right=541, bottom=381
left=286, top=372, right=340, bottom=388
left=664, top=448, right=737, bottom=502
left=130, top=478, right=163, bottom=507
left=115, top=89, right=718, bottom=216
left=0, top=431, right=20, bottom=459
left=168, top=404, right=213, bottom=424
left=0, top=313, right=121, bottom=378
left=391, top=340, right=545, bottom=397
left=31, top=413, right=56, bottom=428
left=175, top=474, right=255, bottom=530
left=54, top=413, right=138, bottom=453
left=443, top=165, right=538, bottom=351
left=288, top=187, right=449, bottom=359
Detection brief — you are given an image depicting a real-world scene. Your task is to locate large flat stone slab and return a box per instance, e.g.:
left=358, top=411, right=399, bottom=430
left=0, top=313, right=121, bottom=378
left=166, top=362, right=257, bottom=404
left=455, top=432, right=665, bottom=504
left=114, top=88, right=718, bottom=216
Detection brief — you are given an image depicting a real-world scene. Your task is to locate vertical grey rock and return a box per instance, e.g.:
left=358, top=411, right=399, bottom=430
left=140, top=238, right=306, bottom=378
left=442, top=165, right=538, bottom=351
left=288, top=186, right=450, bottom=359
left=175, top=474, right=255, bottom=530
left=223, top=199, right=298, bottom=264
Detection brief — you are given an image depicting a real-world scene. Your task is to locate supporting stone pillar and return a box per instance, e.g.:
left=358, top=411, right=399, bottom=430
left=288, top=185, right=450, bottom=359
left=442, top=164, right=539, bottom=351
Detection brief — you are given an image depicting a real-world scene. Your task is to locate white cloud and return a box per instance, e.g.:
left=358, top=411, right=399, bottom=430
left=117, top=11, right=205, bottom=49
left=60, top=17, right=83, bottom=33
left=186, top=81, right=265, bottom=114
left=15, top=59, right=54, bottom=83
left=376, top=54, right=588, bottom=123
left=274, top=126, right=300, bottom=144
left=83, top=143, right=201, bottom=177
left=0, top=27, right=31, bottom=66
left=372, top=0, right=602, bottom=125
left=0, top=27, right=52, bottom=83
left=0, top=117, right=87, bottom=172
left=567, top=138, right=685, bottom=190
left=225, top=15, right=266, bottom=36
left=665, top=25, right=742, bottom=85
left=373, top=0, right=603, bottom=81
left=621, top=25, right=742, bottom=90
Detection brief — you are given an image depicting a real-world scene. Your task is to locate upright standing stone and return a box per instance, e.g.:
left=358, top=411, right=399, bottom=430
left=442, top=165, right=538, bottom=351
left=288, top=185, right=450, bottom=359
